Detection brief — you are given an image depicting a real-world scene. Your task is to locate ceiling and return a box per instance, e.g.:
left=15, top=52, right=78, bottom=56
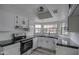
left=0, top=4, right=69, bottom=22
left=71, top=5, right=79, bottom=16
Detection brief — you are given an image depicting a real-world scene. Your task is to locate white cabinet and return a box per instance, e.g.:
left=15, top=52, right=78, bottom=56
left=38, top=37, right=49, bottom=48
left=68, top=16, right=79, bottom=32
left=3, top=43, right=20, bottom=55
left=0, top=47, right=4, bottom=55
left=33, top=37, right=38, bottom=49
left=56, top=46, right=78, bottom=55
left=38, top=37, right=55, bottom=50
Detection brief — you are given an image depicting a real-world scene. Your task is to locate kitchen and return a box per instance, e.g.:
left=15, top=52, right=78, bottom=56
left=0, top=4, right=79, bottom=55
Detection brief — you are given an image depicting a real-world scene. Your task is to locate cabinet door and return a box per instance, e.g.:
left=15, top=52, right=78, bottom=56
left=37, top=37, right=44, bottom=47
left=56, top=46, right=78, bottom=55
left=33, top=38, right=38, bottom=49
left=45, top=38, right=56, bottom=50
left=38, top=37, right=55, bottom=50
left=3, top=43, right=20, bottom=55
left=0, top=47, right=4, bottom=55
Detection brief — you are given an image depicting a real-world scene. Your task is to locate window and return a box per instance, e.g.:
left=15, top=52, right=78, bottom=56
left=35, top=24, right=42, bottom=33
left=43, top=24, right=57, bottom=34
left=34, top=24, right=58, bottom=34
left=61, top=23, right=68, bottom=35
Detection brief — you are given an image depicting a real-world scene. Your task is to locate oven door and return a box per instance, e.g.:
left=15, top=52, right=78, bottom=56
left=20, top=40, right=33, bottom=54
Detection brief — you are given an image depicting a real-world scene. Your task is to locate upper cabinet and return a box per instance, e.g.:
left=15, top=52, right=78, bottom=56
left=68, top=16, right=79, bottom=32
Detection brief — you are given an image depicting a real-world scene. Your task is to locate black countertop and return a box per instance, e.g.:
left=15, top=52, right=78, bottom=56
left=0, top=35, right=79, bottom=49
left=57, top=43, right=79, bottom=49
left=0, top=35, right=57, bottom=47
left=36, top=35, right=58, bottom=39
left=0, top=39, right=22, bottom=47
left=0, top=40, right=14, bottom=47
left=0, top=36, right=35, bottom=47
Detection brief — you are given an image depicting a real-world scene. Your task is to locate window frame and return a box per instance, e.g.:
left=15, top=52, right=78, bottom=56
left=34, top=24, right=58, bottom=34
left=34, top=24, right=42, bottom=34
left=43, top=24, right=58, bottom=34
left=61, top=23, right=68, bottom=35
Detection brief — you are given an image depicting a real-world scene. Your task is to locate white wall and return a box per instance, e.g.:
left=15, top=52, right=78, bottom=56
left=0, top=32, right=12, bottom=41
left=0, top=5, right=37, bottom=41
left=0, top=8, right=29, bottom=41
left=0, top=4, right=69, bottom=41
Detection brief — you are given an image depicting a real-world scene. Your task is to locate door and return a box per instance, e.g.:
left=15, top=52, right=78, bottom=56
left=33, top=37, right=38, bottom=49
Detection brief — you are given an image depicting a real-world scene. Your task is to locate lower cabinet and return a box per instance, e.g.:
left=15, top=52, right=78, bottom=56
left=56, top=46, right=78, bottom=55
left=33, top=38, right=38, bottom=49
left=3, top=42, right=20, bottom=55
left=38, top=37, right=56, bottom=50
left=0, top=47, right=4, bottom=55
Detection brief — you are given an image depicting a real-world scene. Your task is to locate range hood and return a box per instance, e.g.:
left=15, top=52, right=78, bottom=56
left=36, top=6, right=52, bottom=19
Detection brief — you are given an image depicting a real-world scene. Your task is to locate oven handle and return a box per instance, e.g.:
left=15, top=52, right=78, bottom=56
left=21, top=39, right=32, bottom=43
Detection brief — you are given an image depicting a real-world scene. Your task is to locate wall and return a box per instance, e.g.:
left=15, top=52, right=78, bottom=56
left=0, top=32, right=12, bottom=41
left=0, top=8, right=29, bottom=41
left=70, top=32, right=79, bottom=46
left=0, top=5, right=37, bottom=41
left=0, top=4, right=69, bottom=41
left=0, top=10, right=15, bottom=41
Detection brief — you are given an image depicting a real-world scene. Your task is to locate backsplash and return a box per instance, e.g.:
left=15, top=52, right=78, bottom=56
left=0, top=32, right=12, bottom=41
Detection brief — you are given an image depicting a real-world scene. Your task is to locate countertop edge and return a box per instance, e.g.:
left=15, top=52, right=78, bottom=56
left=0, top=35, right=59, bottom=47
left=57, top=43, right=79, bottom=49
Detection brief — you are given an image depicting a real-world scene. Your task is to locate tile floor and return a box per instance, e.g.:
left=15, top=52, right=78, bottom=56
left=31, top=47, right=56, bottom=55
left=23, top=46, right=78, bottom=55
